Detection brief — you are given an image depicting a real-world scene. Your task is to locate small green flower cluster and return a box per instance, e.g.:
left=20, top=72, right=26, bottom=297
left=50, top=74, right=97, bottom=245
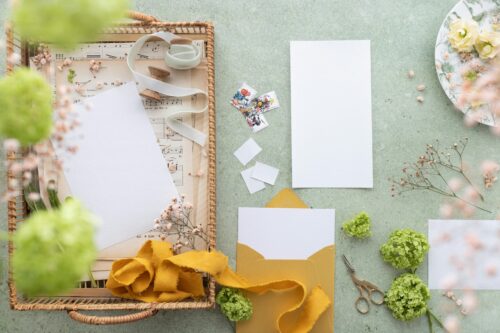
left=12, top=0, right=130, bottom=50
left=0, top=68, right=53, bottom=146
left=342, top=212, right=371, bottom=239
left=385, top=273, right=430, bottom=321
left=216, top=287, right=253, bottom=322
left=13, top=199, right=98, bottom=297
left=380, top=229, right=429, bottom=270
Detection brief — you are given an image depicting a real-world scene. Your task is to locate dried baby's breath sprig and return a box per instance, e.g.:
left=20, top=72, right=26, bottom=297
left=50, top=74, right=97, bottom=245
left=390, top=138, right=492, bottom=214
left=481, top=160, right=499, bottom=189
left=31, top=44, right=52, bottom=70
left=154, top=196, right=208, bottom=253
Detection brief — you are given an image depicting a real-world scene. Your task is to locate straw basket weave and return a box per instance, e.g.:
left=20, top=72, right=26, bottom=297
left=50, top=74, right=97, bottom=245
left=6, top=11, right=217, bottom=324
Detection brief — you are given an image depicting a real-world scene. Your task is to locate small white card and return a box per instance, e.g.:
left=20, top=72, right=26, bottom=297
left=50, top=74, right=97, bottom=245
left=241, top=167, right=266, bottom=194
left=238, top=207, right=335, bottom=260
left=428, top=220, right=500, bottom=290
left=234, top=138, right=262, bottom=166
left=251, top=162, right=279, bottom=185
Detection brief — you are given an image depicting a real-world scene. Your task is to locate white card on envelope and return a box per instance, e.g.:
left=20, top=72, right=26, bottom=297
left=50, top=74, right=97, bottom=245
left=428, top=220, right=500, bottom=290
left=55, top=82, right=178, bottom=250
left=290, top=40, right=373, bottom=188
left=238, top=207, right=335, bottom=259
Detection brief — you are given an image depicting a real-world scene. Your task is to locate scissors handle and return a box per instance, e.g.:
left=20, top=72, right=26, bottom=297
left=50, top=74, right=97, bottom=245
left=367, top=288, right=385, bottom=305
left=354, top=295, right=370, bottom=314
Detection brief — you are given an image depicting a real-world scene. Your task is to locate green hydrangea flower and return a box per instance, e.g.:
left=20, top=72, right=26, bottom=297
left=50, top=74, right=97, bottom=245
left=342, top=212, right=371, bottom=239
left=380, top=229, right=429, bottom=271
left=216, top=287, right=253, bottom=322
left=0, top=68, right=53, bottom=146
left=12, top=0, right=130, bottom=50
left=385, top=273, right=430, bottom=321
left=13, top=199, right=98, bottom=297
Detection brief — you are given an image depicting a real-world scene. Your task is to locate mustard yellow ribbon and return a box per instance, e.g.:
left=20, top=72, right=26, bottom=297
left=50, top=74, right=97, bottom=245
left=106, top=240, right=331, bottom=333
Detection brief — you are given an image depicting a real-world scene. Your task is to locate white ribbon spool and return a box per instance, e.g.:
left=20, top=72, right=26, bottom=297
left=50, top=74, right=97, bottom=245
left=127, top=32, right=207, bottom=146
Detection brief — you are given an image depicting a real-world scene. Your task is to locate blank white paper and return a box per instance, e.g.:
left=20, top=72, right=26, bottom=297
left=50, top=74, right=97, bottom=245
left=238, top=208, right=335, bottom=259
left=241, top=167, right=266, bottom=194
left=251, top=161, right=279, bottom=185
left=428, top=220, right=500, bottom=290
left=234, top=138, right=262, bottom=165
left=56, top=82, right=178, bottom=250
left=290, top=40, right=373, bottom=188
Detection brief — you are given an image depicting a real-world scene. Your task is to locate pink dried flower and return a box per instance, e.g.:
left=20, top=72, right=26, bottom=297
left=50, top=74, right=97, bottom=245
left=440, top=274, right=458, bottom=290
left=463, top=186, right=480, bottom=201
left=481, top=160, right=499, bottom=188
left=486, top=263, right=497, bottom=277
left=9, top=162, right=23, bottom=174
left=440, top=203, right=454, bottom=218
left=465, top=233, right=483, bottom=250
left=444, top=315, right=460, bottom=333
left=462, top=292, right=478, bottom=314
left=3, top=138, right=20, bottom=152
left=448, top=178, right=463, bottom=192
left=27, top=192, right=40, bottom=201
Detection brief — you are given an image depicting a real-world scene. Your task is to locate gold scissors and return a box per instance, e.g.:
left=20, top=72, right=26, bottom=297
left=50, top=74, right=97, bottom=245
left=342, top=254, right=384, bottom=314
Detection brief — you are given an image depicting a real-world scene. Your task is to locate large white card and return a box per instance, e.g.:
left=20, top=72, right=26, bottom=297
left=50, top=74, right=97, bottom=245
left=428, top=220, right=500, bottom=290
left=290, top=40, right=373, bottom=188
left=238, top=208, right=335, bottom=260
left=56, top=82, right=178, bottom=250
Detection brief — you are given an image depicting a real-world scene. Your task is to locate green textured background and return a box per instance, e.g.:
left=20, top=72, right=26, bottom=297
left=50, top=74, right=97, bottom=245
left=1, top=0, right=500, bottom=332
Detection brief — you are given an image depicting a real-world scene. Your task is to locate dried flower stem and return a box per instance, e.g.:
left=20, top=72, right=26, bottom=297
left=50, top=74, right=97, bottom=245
left=426, top=309, right=445, bottom=333
left=154, top=196, right=208, bottom=253
left=391, top=139, right=492, bottom=214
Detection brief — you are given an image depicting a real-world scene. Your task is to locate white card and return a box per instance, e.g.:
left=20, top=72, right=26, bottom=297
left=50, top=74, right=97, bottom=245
left=428, top=220, right=500, bottom=290
left=238, top=207, right=335, bottom=259
left=251, top=162, right=279, bottom=185
left=234, top=138, right=262, bottom=166
left=55, top=82, right=178, bottom=250
left=241, top=167, right=266, bottom=194
left=290, top=40, right=373, bottom=188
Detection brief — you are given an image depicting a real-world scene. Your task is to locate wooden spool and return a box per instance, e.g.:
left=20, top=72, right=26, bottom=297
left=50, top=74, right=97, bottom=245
left=139, top=66, right=171, bottom=101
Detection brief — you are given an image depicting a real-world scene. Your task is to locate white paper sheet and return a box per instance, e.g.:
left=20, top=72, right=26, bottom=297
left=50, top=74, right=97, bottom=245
left=290, top=40, right=373, bottom=188
left=55, top=82, right=178, bottom=250
left=238, top=208, right=335, bottom=259
left=428, top=220, right=500, bottom=290
left=234, top=138, right=262, bottom=166
left=251, top=162, right=279, bottom=185
left=241, top=167, right=266, bottom=194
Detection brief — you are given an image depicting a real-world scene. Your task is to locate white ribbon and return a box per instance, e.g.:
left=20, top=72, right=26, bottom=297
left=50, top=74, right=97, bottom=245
left=127, top=32, right=207, bottom=146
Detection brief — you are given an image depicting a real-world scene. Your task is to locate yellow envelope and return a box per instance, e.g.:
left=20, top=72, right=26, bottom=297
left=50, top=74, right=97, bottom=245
left=237, top=189, right=335, bottom=333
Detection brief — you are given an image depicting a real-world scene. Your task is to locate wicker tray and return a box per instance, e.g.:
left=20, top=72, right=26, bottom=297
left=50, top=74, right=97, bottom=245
left=6, top=11, right=217, bottom=324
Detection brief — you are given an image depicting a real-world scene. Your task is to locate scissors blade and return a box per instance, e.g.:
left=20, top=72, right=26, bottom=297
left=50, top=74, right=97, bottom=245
left=342, top=254, right=355, bottom=274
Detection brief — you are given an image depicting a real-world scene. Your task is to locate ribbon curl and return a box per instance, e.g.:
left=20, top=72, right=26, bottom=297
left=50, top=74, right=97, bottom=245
left=127, top=32, right=208, bottom=146
left=107, top=240, right=331, bottom=333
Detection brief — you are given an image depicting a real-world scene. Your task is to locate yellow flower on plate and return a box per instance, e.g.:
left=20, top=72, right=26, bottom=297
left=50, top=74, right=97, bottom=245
left=448, top=19, right=479, bottom=52
left=474, top=31, right=500, bottom=59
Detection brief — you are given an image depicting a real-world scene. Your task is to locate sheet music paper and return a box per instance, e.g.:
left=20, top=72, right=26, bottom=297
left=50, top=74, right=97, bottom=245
left=33, top=40, right=210, bottom=276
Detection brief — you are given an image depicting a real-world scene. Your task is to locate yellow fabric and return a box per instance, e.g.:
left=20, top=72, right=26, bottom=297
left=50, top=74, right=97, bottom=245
left=106, top=240, right=331, bottom=332
left=106, top=188, right=332, bottom=333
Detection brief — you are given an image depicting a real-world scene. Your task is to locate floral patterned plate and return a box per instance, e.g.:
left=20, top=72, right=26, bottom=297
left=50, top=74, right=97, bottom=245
left=435, top=0, right=499, bottom=126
